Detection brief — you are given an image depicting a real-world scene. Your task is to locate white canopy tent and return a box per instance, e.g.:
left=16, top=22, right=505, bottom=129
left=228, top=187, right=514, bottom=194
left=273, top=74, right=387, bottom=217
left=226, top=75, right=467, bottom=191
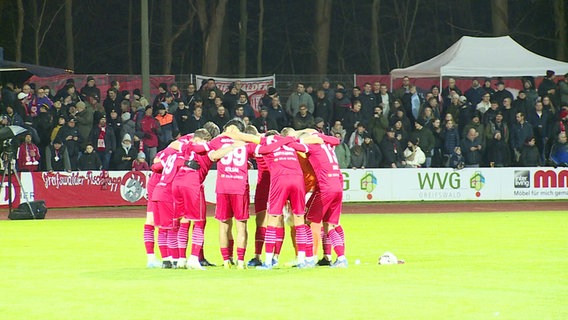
left=390, top=36, right=568, bottom=88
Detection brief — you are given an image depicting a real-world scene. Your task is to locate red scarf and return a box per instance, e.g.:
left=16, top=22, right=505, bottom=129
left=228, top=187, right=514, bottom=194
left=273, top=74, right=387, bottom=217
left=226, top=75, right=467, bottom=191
left=97, top=126, right=106, bottom=151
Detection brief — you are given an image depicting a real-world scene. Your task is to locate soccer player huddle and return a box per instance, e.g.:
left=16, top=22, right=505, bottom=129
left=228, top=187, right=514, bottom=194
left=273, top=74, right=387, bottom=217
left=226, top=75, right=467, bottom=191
left=143, top=118, right=347, bottom=270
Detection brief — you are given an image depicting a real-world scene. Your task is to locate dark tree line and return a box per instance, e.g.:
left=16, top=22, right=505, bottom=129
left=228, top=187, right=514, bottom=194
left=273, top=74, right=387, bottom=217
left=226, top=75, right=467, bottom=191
left=0, top=0, right=566, bottom=76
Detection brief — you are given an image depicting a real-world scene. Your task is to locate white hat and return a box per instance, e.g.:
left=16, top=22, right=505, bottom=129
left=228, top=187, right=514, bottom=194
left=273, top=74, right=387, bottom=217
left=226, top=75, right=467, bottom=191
left=17, top=92, right=27, bottom=100
left=122, top=133, right=132, bottom=142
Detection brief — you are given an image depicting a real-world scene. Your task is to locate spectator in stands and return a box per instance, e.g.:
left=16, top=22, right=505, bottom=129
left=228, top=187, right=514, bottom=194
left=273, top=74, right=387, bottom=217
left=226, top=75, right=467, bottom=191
left=348, top=122, right=367, bottom=148
left=286, top=82, right=314, bottom=117
left=493, top=82, right=514, bottom=107
left=267, top=96, right=287, bottom=131
left=112, top=133, right=138, bottom=170
left=169, top=83, right=184, bottom=103
left=120, top=112, right=135, bottom=142
left=80, top=76, right=101, bottom=102
left=482, top=100, right=501, bottom=125
left=33, top=104, right=53, bottom=167
left=448, top=146, right=465, bottom=169
left=330, top=120, right=347, bottom=142
left=390, top=107, right=412, bottom=134
left=457, top=96, right=475, bottom=130
left=333, top=131, right=351, bottom=169
left=423, top=96, right=442, bottom=120
left=559, top=74, right=568, bottom=105
left=17, top=133, right=40, bottom=172
left=90, top=115, right=116, bottom=170
left=133, top=89, right=150, bottom=108
left=417, top=105, right=435, bottom=129
left=187, top=105, right=207, bottom=134
left=223, top=85, right=239, bottom=115
left=153, top=83, right=168, bottom=108
left=462, top=112, right=485, bottom=147
left=314, top=117, right=328, bottom=135
left=107, top=109, right=123, bottom=149
left=50, top=116, right=66, bottom=143
left=477, top=92, right=492, bottom=115
left=527, top=100, right=550, bottom=162
left=501, top=97, right=517, bottom=127
left=522, top=78, right=538, bottom=107
left=236, top=93, right=255, bottom=120
left=321, top=78, right=335, bottom=103
left=103, top=88, right=121, bottom=118
left=74, top=101, right=93, bottom=151
left=253, top=107, right=277, bottom=134
left=550, top=109, right=568, bottom=143
left=380, top=126, right=405, bottom=168
left=461, top=128, right=482, bottom=168
left=314, top=88, right=333, bottom=126
left=5, top=105, right=24, bottom=127
left=392, top=119, right=409, bottom=147
left=132, top=151, right=149, bottom=171
left=403, top=137, right=425, bottom=168
left=376, top=84, right=393, bottom=117
left=442, top=77, right=462, bottom=109
left=367, top=105, right=388, bottom=147
left=78, top=143, right=101, bottom=171
left=212, top=105, right=230, bottom=129
left=445, top=94, right=462, bottom=129
left=306, top=84, right=317, bottom=106
left=155, top=103, right=177, bottom=150
left=550, top=132, right=568, bottom=167
left=292, top=104, right=315, bottom=130
left=164, top=93, right=178, bottom=115
left=173, top=101, right=191, bottom=136
left=411, top=119, right=435, bottom=168
left=430, top=118, right=444, bottom=167
left=184, top=83, right=198, bottom=108
left=538, top=70, right=556, bottom=98
left=343, top=100, right=364, bottom=138
left=56, top=117, right=81, bottom=170
left=362, top=133, right=382, bottom=168
left=520, top=136, right=541, bottom=167
left=54, top=78, right=74, bottom=101
left=45, top=139, right=71, bottom=172
left=1, top=82, right=16, bottom=113
left=486, top=130, right=510, bottom=167
left=484, top=111, right=509, bottom=146
left=332, top=88, right=352, bottom=122
left=513, top=91, right=531, bottom=117
left=233, top=80, right=249, bottom=102
left=442, top=119, right=460, bottom=164
left=482, top=78, right=495, bottom=96
left=357, top=82, right=376, bottom=119
left=541, top=95, right=557, bottom=118
left=29, top=87, right=53, bottom=118
left=350, top=86, right=362, bottom=106
left=465, top=79, right=485, bottom=107
left=204, top=90, right=218, bottom=117
left=394, top=76, right=411, bottom=101
left=259, top=87, right=277, bottom=110
left=349, top=145, right=366, bottom=169
left=510, top=112, right=533, bottom=164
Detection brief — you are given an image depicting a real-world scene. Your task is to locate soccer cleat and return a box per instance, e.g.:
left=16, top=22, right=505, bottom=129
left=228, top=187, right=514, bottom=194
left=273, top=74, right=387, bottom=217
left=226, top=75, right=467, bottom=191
left=176, top=258, right=187, bottom=269
left=147, top=259, right=161, bottom=269
left=199, top=259, right=216, bottom=267
left=255, top=263, right=273, bottom=270
left=237, top=260, right=246, bottom=270
left=271, top=258, right=279, bottom=267
left=186, top=260, right=206, bottom=270
left=229, top=258, right=236, bottom=266
left=330, top=258, right=348, bottom=268
left=162, top=260, right=173, bottom=269
left=223, top=260, right=232, bottom=269
left=247, top=257, right=262, bottom=267
left=317, top=257, right=332, bottom=266
left=305, top=258, right=316, bottom=268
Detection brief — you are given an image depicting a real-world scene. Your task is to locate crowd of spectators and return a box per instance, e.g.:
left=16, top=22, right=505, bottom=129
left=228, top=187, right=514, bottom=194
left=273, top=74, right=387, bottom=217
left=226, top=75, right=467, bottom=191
left=0, top=71, right=567, bottom=173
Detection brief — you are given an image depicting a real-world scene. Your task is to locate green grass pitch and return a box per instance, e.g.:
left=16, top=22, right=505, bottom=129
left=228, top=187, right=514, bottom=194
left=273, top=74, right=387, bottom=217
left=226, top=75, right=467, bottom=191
left=1, top=211, right=567, bottom=319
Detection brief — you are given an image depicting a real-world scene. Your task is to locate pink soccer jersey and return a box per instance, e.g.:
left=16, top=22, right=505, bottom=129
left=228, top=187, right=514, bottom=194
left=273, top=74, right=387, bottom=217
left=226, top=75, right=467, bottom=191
left=208, top=135, right=256, bottom=195
left=306, top=133, right=343, bottom=193
left=254, top=135, right=308, bottom=177
left=179, top=142, right=215, bottom=184
left=152, top=147, right=181, bottom=201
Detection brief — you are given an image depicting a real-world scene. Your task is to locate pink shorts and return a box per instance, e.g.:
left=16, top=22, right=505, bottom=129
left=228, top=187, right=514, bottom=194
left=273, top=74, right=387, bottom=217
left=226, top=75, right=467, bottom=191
left=153, top=200, right=177, bottom=229
left=215, top=193, right=250, bottom=221
left=306, top=191, right=342, bottom=225
left=254, top=171, right=270, bottom=213
left=267, top=175, right=306, bottom=216
left=146, top=200, right=155, bottom=214
left=172, top=183, right=206, bottom=221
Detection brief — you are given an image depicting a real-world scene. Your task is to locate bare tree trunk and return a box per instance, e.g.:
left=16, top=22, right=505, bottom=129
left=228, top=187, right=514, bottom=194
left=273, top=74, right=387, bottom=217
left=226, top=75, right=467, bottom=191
left=554, top=0, right=567, bottom=61
left=128, top=0, right=133, bottom=73
left=162, top=0, right=173, bottom=73
left=32, top=0, right=65, bottom=65
left=15, top=0, right=24, bottom=62
left=65, top=0, right=74, bottom=70
left=491, top=0, right=509, bottom=36
left=238, top=0, right=248, bottom=76
left=393, top=0, right=420, bottom=67
left=196, top=0, right=228, bottom=75
left=256, top=0, right=264, bottom=75
left=370, top=0, right=381, bottom=74
left=314, top=0, right=332, bottom=75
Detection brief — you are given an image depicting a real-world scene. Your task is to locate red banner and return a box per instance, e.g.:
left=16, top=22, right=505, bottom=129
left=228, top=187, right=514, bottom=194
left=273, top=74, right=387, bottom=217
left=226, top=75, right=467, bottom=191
left=28, top=171, right=150, bottom=208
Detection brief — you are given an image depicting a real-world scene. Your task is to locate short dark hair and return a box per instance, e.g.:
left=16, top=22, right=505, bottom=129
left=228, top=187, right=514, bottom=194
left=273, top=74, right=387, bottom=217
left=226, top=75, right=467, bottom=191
left=224, top=118, right=246, bottom=133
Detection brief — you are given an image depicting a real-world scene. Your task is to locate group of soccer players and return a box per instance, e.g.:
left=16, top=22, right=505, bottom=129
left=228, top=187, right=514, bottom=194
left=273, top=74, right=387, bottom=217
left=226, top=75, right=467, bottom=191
left=142, top=118, right=348, bottom=270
